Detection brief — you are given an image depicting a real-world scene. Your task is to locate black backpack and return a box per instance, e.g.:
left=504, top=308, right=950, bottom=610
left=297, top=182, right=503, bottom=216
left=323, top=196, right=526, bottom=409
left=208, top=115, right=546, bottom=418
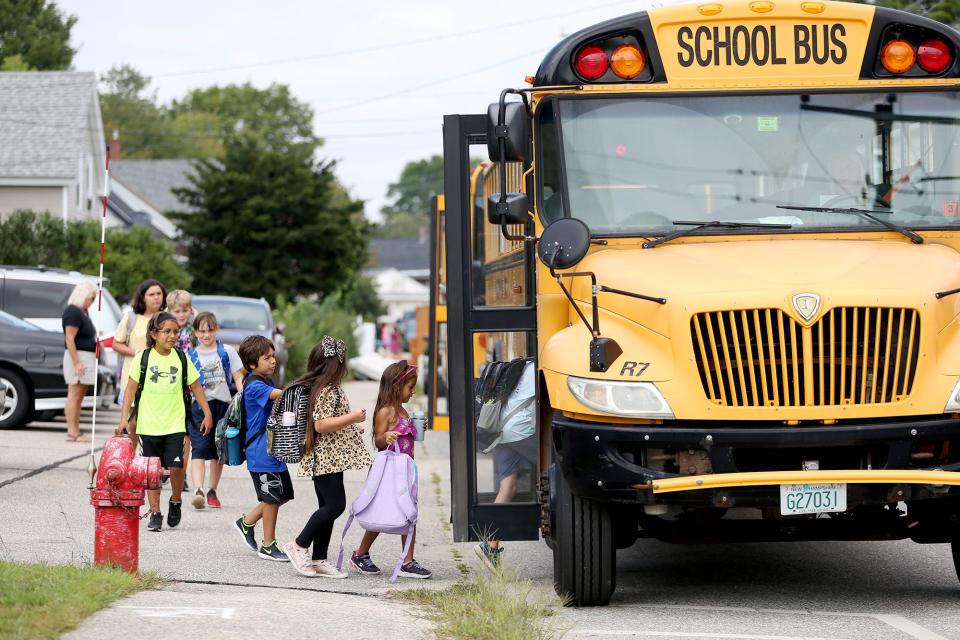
left=131, top=348, right=195, bottom=430
left=474, top=357, right=531, bottom=451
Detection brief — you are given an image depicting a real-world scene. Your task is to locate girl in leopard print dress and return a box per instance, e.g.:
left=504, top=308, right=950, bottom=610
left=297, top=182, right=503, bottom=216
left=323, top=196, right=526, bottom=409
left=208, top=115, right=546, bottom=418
left=282, top=336, right=372, bottom=579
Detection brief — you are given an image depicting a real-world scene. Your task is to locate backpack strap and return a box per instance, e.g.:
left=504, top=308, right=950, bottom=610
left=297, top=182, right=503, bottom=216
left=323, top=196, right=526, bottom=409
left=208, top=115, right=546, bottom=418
left=240, top=373, right=268, bottom=449
left=389, top=524, right=417, bottom=584
left=174, top=348, right=196, bottom=429
left=335, top=511, right=356, bottom=571
left=217, top=339, right=234, bottom=392
left=188, top=346, right=205, bottom=386
left=127, top=311, right=136, bottom=336
left=131, top=349, right=151, bottom=419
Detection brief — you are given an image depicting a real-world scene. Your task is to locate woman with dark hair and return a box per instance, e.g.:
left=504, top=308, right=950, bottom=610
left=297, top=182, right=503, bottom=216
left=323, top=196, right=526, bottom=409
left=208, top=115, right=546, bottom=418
left=112, top=279, right=167, bottom=402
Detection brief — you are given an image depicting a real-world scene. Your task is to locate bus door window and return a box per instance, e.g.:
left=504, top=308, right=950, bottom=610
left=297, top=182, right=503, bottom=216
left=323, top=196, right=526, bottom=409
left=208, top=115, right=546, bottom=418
left=473, top=330, right=538, bottom=505
left=472, top=159, right=531, bottom=309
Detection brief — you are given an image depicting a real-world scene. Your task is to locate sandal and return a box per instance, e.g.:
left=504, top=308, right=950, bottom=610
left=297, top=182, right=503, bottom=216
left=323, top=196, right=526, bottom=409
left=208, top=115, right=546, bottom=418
left=66, top=433, right=90, bottom=442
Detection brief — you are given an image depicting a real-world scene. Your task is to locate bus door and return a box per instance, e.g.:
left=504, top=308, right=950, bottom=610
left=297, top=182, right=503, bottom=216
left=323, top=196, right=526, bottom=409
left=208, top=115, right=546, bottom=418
left=428, top=195, right=449, bottom=433
left=443, top=114, right=539, bottom=542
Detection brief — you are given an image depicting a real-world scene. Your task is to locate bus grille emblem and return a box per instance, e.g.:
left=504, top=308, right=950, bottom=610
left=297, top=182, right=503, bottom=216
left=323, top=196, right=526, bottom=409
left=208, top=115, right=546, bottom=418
left=792, top=293, right=821, bottom=322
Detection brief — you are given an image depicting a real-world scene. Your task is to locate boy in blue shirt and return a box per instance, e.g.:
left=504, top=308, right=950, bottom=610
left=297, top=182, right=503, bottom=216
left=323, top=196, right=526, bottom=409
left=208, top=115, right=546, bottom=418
left=233, top=335, right=291, bottom=562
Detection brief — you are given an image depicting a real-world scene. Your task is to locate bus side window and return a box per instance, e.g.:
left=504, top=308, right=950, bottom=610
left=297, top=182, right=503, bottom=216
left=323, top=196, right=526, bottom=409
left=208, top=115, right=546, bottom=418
left=538, top=101, right=566, bottom=223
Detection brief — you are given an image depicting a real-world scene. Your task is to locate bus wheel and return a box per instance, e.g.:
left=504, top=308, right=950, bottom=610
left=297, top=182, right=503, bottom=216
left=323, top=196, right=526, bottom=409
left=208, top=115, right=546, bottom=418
left=552, top=462, right=616, bottom=606
left=950, top=536, right=960, bottom=583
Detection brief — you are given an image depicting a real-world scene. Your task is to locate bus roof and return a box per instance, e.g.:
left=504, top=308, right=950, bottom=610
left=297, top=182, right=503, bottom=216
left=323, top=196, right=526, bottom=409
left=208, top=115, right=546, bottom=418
left=532, top=1, right=960, bottom=90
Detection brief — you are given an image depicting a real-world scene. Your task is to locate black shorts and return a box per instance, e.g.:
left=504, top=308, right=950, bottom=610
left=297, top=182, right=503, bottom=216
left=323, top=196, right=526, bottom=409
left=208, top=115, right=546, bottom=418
left=249, top=470, right=294, bottom=505
left=140, top=433, right=186, bottom=469
left=493, top=435, right=537, bottom=481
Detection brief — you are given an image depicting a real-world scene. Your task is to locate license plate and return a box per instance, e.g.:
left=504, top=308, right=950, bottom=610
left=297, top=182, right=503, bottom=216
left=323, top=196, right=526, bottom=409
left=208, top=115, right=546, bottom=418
left=779, top=483, right=847, bottom=515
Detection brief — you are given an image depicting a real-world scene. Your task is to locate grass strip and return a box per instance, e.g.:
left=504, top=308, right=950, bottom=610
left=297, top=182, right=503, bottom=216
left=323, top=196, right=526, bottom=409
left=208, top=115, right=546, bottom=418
left=397, top=567, right=561, bottom=640
left=0, top=561, right=161, bottom=640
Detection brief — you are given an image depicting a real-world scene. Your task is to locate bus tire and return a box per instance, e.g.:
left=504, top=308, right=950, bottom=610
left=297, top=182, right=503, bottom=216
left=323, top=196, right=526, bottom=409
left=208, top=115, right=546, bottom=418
left=552, top=462, right=616, bottom=606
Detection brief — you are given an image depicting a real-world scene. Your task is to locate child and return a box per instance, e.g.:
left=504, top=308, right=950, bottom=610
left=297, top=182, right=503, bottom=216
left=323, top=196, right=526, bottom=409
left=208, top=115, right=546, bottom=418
left=233, top=335, right=290, bottom=562
left=167, top=289, right=197, bottom=486
left=118, top=312, right=212, bottom=532
left=167, top=290, right=197, bottom=352
left=350, top=360, right=431, bottom=579
left=187, top=312, right=245, bottom=510
left=284, top=336, right=372, bottom=579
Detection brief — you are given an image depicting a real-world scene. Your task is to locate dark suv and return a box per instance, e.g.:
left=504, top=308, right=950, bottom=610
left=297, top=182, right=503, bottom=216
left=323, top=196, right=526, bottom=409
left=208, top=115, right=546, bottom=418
left=192, top=295, right=287, bottom=384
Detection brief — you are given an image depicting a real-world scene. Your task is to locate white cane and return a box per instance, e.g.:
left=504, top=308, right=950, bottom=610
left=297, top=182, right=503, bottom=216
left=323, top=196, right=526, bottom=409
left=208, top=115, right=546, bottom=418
left=87, top=145, right=111, bottom=488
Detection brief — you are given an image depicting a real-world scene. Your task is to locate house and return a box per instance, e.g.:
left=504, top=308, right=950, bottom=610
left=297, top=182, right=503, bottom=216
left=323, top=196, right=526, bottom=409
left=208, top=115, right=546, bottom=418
left=367, top=235, right=430, bottom=285
left=107, top=158, right=196, bottom=242
left=0, top=72, right=106, bottom=222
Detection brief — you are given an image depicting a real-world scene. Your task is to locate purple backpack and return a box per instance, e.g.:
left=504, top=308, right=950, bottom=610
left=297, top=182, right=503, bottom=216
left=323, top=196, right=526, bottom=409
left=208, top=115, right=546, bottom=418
left=336, top=443, right=418, bottom=582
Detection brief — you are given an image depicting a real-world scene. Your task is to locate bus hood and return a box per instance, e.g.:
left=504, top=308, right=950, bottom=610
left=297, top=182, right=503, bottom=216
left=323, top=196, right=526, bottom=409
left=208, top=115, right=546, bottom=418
left=567, top=239, right=960, bottom=337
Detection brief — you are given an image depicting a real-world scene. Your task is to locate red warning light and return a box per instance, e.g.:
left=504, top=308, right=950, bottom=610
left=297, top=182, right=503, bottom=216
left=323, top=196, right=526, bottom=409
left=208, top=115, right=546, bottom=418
left=615, top=144, right=627, bottom=156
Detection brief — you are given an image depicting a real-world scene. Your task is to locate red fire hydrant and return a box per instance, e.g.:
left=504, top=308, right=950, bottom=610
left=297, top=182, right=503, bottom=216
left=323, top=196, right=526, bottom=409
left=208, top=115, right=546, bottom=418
left=90, top=436, right=162, bottom=573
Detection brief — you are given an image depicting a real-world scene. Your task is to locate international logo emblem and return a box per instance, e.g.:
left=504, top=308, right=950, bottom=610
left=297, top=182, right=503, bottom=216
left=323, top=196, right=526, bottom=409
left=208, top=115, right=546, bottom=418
left=792, top=293, right=821, bottom=322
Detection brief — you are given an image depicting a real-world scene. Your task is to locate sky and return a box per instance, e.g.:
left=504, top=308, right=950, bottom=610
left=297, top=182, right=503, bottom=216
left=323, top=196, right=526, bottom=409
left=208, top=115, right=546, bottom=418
left=58, top=0, right=663, bottom=221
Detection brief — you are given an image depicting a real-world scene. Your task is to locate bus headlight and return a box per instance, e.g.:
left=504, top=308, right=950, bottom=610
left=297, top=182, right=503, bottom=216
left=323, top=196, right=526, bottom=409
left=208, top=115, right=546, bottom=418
left=944, top=378, right=960, bottom=412
left=567, top=376, right=675, bottom=418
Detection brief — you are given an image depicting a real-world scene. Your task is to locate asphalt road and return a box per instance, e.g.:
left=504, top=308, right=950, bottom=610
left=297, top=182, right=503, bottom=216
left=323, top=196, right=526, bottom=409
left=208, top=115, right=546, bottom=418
left=2, top=382, right=960, bottom=639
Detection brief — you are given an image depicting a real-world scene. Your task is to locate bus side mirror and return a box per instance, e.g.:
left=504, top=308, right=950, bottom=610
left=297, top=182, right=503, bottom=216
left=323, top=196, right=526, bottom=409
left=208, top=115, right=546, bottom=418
left=487, top=192, right=529, bottom=225
left=487, top=102, right=529, bottom=162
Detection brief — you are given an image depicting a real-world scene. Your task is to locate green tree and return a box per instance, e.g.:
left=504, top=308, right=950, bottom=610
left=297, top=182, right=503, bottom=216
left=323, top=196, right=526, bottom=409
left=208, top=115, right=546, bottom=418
left=0, top=210, right=190, bottom=297
left=843, top=0, right=960, bottom=25
left=168, top=84, right=318, bottom=156
left=99, top=65, right=176, bottom=159
left=273, top=295, right=359, bottom=379
left=172, top=133, right=368, bottom=305
left=0, top=0, right=76, bottom=71
left=377, top=155, right=443, bottom=238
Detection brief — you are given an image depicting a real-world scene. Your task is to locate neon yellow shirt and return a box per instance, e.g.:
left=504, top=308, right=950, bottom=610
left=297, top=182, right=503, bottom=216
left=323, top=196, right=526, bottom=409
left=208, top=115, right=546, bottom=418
left=129, top=348, right=199, bottom=436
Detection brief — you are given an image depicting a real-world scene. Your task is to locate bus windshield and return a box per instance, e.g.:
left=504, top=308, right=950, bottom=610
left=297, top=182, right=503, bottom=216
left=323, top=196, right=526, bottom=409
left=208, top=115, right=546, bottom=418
left=543, top=91, right=960, bottom=236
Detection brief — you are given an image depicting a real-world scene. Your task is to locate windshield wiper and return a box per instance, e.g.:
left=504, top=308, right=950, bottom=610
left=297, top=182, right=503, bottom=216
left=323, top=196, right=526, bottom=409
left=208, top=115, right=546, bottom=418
left=775, top=205, right=923, bottom=244
left=642, top=220, right=793, bottom=249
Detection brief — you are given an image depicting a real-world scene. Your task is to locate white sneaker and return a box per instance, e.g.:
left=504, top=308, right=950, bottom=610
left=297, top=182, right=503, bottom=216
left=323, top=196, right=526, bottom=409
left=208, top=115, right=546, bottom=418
left=311, top=559, right=348, bottom=579
left=191, top=488, right=206, bottom=510
left=283, top=541, right=316, bottom=577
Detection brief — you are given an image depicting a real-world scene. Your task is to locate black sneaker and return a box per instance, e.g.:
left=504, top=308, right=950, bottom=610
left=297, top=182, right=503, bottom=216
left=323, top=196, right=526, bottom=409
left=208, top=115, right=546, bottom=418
left=147, top=511, right=162, bottom=532
left=349, top=552, right=382, bottom=575
left=474, top=542, right=502, bottom=572
left=398, top=559, right=432, bottom=579
left=234, top=516, right=258, bottom=553
left=167, top=501, right=182, bottom=528
left=258, top=540, right=290, bottom=562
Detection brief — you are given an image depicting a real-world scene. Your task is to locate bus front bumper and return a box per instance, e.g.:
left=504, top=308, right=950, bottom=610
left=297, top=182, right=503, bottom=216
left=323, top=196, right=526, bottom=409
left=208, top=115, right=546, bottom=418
left=552, top=415, right=960, bottom=508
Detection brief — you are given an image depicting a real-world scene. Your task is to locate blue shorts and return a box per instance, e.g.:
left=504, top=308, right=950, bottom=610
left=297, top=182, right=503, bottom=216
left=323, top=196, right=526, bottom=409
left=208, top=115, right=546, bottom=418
left=493, top=435, right=537, bottom=481
left=188, top=399, right=230, bottom=460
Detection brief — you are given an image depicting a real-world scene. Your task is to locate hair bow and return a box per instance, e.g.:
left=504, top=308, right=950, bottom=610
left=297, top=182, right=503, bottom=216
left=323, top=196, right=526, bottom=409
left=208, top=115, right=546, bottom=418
left=322, top=335, right=346, bottom=363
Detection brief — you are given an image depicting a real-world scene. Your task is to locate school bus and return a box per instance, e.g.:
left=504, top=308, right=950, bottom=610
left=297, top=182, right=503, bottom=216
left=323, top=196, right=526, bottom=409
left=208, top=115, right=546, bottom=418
left=440, top=0, right=960, bottom=606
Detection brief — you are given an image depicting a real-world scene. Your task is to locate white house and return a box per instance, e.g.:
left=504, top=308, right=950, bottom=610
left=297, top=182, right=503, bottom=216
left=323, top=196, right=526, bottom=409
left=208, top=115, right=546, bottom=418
left=0, top=72, right=106, bottom=222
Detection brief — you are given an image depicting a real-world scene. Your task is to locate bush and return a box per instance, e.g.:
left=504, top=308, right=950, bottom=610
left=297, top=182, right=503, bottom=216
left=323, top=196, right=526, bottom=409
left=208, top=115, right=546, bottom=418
left=0, top=210, right=190, bottom=299
left=274, top=295, right=358, bottom=380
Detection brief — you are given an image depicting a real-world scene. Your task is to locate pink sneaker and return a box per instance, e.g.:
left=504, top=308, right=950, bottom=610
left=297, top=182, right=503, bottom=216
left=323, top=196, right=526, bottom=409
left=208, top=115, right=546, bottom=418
left=206, top=489, right=221, bottom=508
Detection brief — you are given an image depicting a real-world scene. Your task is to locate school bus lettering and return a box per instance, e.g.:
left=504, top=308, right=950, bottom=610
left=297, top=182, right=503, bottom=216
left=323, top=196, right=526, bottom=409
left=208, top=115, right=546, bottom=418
left=677, top=23, right=847, bottom=67
left=794, top=23, right=847, bottom=64
left=619, top=361, right=650, bottom=378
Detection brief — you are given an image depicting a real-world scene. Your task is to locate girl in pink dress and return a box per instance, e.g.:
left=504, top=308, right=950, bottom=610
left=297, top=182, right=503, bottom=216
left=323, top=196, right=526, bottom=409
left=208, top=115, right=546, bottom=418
left=348, top=360, right=431, bottom=579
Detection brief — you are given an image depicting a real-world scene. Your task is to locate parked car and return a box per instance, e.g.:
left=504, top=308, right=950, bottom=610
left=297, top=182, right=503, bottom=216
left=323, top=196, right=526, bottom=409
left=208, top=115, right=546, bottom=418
left=0, top=310, right=109, bottom=429
left=192, top=295, right=287, bottom=384
left=0, top=266, right=122, bottom=410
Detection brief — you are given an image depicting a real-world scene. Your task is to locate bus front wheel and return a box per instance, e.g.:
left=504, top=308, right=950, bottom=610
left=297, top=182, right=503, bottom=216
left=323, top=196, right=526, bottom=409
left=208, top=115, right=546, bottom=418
left=551, top=462, right=616, bottom=606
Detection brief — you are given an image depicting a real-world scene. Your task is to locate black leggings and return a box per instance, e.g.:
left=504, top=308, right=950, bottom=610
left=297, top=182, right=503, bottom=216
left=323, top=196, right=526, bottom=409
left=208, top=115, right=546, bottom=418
left=295, top=472, right=346, bottom=560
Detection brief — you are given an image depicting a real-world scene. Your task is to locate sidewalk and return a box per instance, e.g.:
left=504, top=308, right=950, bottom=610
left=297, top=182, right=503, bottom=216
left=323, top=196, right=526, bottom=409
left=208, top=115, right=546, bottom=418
left=0, top=381, right=463, bottom=639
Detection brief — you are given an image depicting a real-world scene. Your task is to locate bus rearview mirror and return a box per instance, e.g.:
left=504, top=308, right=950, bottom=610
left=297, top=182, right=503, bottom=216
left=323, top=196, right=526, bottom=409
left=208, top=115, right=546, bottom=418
left=487, top=102, right=529, bottom=162
left=487, top=192, right=530, bottom=225
left=537, top=218, right=591, bottom=269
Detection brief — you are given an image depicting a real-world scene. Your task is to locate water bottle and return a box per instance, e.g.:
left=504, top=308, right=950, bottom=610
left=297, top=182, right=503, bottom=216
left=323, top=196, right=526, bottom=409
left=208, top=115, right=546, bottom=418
left=226, top=426, right=242, bottom=465
left=282, top=411, right=296, bottom=428
left=411, top=410, right=426, bottom=441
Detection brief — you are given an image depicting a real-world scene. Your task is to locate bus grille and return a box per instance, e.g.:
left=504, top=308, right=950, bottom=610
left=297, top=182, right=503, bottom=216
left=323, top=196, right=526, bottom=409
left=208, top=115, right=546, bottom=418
left=690, top=308, right=920, bottom=407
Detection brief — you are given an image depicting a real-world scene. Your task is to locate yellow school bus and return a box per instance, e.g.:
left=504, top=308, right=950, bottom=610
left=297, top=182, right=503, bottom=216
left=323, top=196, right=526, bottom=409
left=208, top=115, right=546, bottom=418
left=440, top=0, right=960, bottom=606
